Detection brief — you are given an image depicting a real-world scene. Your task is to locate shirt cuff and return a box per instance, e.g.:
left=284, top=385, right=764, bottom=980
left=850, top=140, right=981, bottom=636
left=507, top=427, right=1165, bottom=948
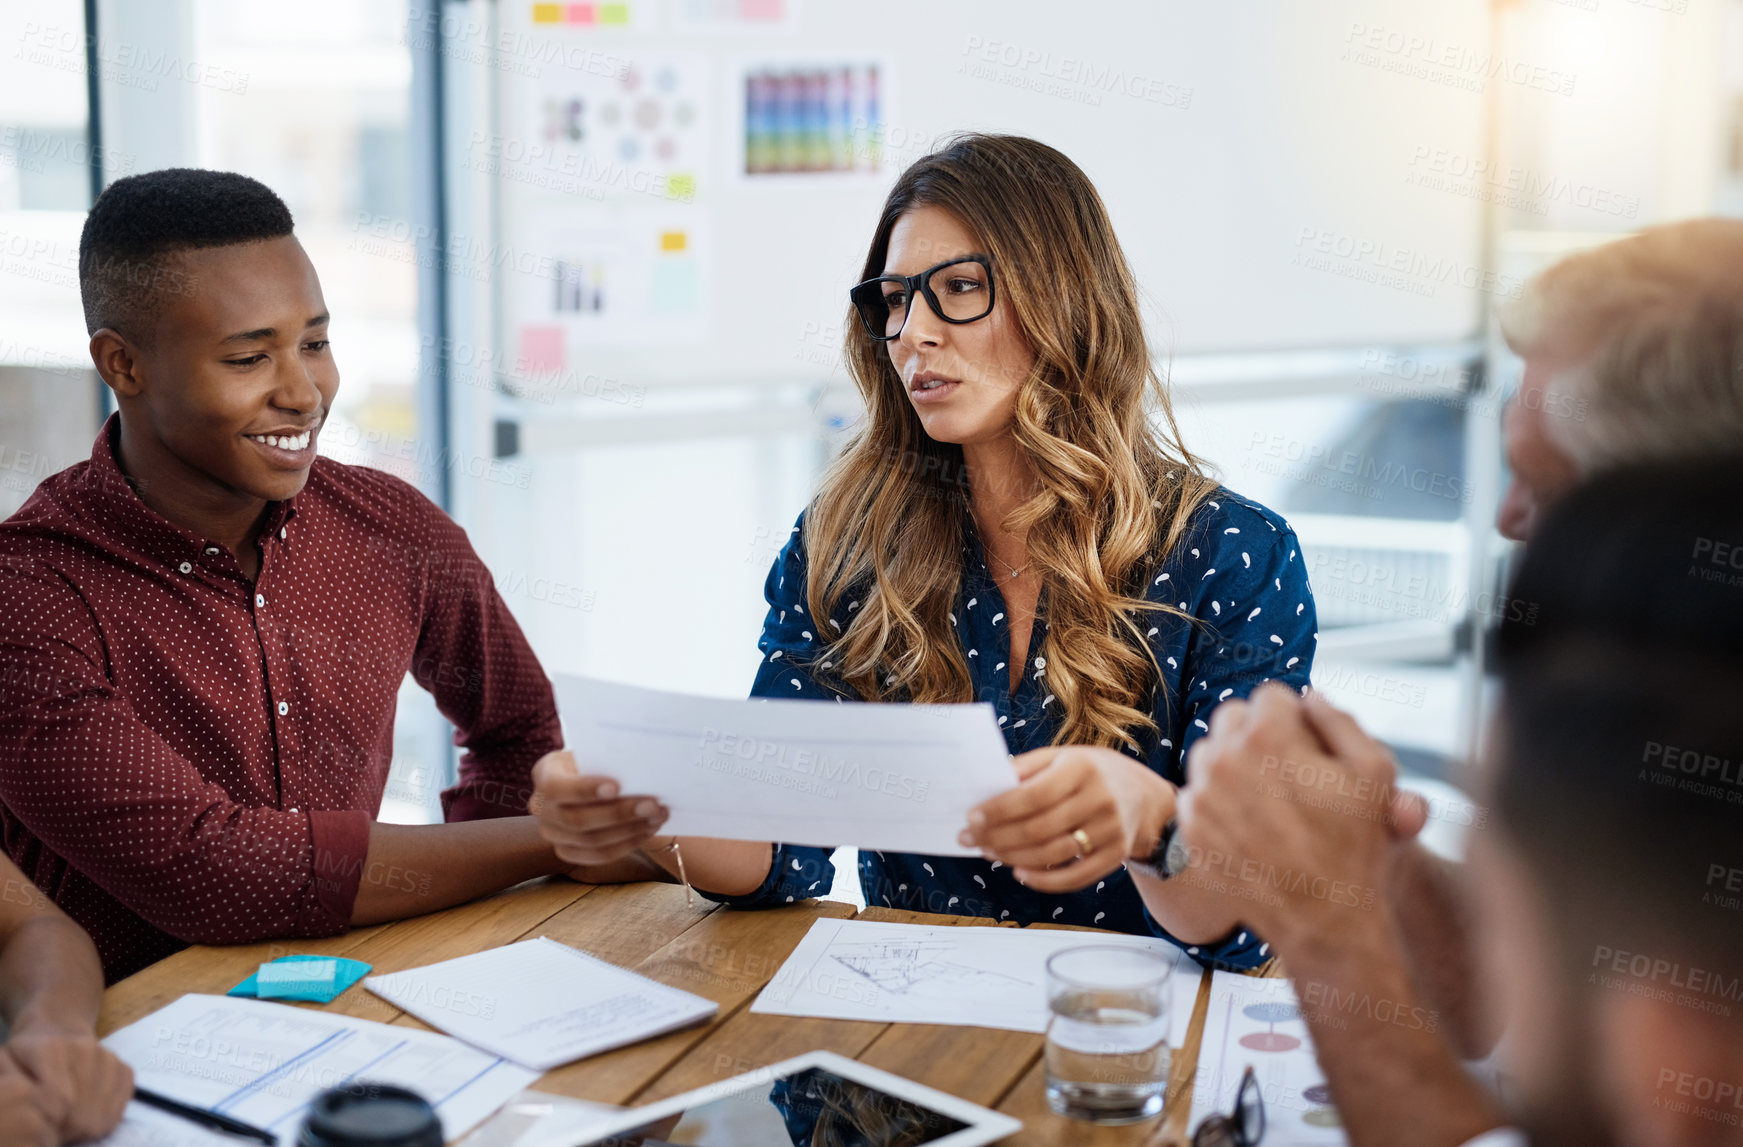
left=305, top=808, right=372, bottom=932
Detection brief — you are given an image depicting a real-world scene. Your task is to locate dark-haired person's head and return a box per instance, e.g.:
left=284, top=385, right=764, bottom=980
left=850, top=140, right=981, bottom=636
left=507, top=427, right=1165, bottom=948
left=1473, top=456, right=1743, bottom=1147
left=81, top=168, right=334, bottom=504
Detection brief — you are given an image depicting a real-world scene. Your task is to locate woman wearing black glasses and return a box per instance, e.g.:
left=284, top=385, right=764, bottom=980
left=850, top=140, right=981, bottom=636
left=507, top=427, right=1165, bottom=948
left=534, top=134, right=1316, bottom=971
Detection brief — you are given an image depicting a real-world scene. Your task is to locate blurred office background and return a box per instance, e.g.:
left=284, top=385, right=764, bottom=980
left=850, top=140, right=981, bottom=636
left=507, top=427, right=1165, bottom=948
left=0, top=0, right=1730, bottom=863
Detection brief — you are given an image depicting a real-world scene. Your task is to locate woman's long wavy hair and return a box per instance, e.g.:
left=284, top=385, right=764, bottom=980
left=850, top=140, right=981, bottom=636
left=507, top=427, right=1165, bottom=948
left=804, top=133, right=1218, bottom=751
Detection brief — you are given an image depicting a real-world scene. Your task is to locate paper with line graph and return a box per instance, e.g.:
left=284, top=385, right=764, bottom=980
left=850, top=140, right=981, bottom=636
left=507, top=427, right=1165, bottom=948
left=553, top=674, right=1017, bottom=856
left=752, top=918, right=1199, bottom=1043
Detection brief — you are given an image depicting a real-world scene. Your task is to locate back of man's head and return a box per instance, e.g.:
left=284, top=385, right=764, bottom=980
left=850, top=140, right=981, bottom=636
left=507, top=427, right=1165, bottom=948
left=1491, top=456, right=1743, bottom=1144
left=1495, top=455, right=1743, bottom=954
left=1499, top=220, right=1743, bottom=472
left=78, top=168, right=294, bottom=344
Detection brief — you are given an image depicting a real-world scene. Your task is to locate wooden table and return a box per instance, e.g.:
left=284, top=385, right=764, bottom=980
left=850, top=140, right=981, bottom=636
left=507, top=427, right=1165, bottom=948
left=99, top=880, right=1236, bottom=1146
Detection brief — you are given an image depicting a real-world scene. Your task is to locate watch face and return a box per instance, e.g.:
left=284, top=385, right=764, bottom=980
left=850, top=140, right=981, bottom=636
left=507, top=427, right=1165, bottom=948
left=1162, top=824, right=1191, bottom=877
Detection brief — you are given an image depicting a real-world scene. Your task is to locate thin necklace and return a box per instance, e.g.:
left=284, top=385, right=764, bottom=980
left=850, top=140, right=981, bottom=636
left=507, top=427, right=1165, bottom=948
left=994, top=554, right=1029, bottom=580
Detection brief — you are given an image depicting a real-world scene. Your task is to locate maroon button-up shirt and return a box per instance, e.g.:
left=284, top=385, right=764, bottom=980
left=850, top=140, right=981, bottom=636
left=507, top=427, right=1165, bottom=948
left=0, top=417, right=561, bottom=981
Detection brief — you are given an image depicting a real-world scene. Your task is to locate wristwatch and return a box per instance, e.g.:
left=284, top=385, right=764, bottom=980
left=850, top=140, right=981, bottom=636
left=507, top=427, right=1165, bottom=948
left=1126, top=819, right=1190, bottom=881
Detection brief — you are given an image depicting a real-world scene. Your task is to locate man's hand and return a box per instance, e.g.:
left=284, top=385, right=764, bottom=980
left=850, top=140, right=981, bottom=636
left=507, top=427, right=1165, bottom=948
left=960, top=745, right=1174, bottom=893
left=530, top=750, right=670, bottom=868
left=1176, top=684, right=1421, bottom=950
left=0, top=1024, right=131, bottom=1145
left=0, top=1065, right=53, bottom=1147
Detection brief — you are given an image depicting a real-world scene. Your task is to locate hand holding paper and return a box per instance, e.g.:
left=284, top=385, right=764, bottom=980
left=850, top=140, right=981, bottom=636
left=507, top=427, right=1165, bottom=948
left=550, top=675, right=1017, bottom=856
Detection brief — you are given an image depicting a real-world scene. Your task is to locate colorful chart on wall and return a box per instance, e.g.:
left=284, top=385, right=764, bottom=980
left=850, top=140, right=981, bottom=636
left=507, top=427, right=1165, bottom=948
left=530, top=49, right=708, bottom=203
left=529, top=2, right=652, bottom=31
left=742, top=62, right=881, bottom=175
left=516, top=206, right=708, bottom=353
left=1190, top=972, right=1347, bottom=1146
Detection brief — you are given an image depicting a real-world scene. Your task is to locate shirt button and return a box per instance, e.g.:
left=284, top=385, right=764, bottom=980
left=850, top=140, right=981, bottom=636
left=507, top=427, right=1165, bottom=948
left=279, top=527, right=287, bottom=539
left=204, top=546, right=221, bottom=556
left=277, top=701, right=289, bottom=715
left=178, top=562, right=192, bottom=574
left=256, top=594, right=266, bottom=608
left=288, top=807, right=299, bottom=813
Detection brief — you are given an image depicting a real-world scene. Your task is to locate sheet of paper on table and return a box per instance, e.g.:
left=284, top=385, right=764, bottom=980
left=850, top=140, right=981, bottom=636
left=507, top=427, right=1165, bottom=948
left=95, top=994, right=541, bottom=1147
left=752, top=918, right=1204, bottom=1048
left=552, top=674, right=1017, bottom=856
left=92, top=1100, right=240, bottom=1146
left=367, top=937, right=718, bottom=1071
left=1189, top=971, right=1348, bottom=1146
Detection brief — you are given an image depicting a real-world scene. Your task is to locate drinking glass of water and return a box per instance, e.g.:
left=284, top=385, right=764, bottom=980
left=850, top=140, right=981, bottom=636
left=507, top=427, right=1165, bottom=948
left=1043, top=945, right=1174, bottom=1124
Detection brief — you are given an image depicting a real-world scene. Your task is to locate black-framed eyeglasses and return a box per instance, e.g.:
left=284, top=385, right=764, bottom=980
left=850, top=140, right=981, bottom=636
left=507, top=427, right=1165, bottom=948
left=848, top=254, right=995, bottom=341
left=1191, top=1066, right=1266, bottom=1147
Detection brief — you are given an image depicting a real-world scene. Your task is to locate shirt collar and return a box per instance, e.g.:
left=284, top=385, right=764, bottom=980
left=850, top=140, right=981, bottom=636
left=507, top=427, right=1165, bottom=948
left=73, top=413, right=300, bottom=568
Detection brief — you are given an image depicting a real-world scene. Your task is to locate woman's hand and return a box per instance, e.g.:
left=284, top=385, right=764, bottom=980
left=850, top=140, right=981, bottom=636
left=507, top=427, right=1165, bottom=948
left=959, top=745, right=1174, bottom=893
left=530, top=750, right=670, bottom=868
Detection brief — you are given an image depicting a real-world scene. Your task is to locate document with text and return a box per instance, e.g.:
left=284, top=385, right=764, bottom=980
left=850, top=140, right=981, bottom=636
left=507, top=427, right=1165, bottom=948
left=366, top=937, right=718, bottom=1071
left=552, top=674, right=1018, bottom=856
left=96, top=994, right=539, bottom=1146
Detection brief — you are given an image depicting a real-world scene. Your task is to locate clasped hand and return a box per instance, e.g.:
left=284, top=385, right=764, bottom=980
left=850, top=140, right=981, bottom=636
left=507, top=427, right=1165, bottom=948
left=0, top=1024, right=133, bottom=1147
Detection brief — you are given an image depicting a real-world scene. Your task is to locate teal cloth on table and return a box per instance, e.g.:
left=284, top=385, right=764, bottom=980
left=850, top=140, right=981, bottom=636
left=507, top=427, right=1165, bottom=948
left=228, top=954, right=372, bottom=1003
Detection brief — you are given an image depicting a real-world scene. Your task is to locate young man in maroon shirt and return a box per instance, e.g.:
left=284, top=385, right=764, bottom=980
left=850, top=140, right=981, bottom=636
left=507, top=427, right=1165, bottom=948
left=0, top=169, right=671, bottom=983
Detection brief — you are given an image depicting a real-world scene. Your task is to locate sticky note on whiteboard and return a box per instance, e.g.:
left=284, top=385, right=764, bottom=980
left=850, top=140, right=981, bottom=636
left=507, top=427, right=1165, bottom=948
left=518, top=326, right=565, bottom=371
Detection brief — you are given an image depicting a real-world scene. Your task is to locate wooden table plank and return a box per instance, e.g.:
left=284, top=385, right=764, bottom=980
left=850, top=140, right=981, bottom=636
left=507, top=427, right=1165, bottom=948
left=97, top=878, right=593, bottom=1036
left=526, top=898, right=858, bottom=1106
left=315, top=877, right=596, bottom=1025
left=638, top=1013, right=889, bottom=1103
left=382, top=882, right=720, bottom=1036
left=532, top=881, right=720, bottom=969
left=97, top=924, right=387, bottom=1036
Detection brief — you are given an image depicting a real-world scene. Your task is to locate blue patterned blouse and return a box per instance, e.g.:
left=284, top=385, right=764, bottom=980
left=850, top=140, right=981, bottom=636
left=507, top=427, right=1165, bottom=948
left=701, top=487, right=1317, bottom=971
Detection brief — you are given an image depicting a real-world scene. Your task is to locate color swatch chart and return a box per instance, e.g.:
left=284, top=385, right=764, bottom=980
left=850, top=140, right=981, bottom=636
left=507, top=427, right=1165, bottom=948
left=744, top=64, right=881, bottom=174
left=1190, top=972, right=1347, bottom=1145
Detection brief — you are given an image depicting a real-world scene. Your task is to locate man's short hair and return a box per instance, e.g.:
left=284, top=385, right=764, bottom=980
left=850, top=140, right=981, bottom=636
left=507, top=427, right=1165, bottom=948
left=1493, top=457, right=1743, bottom=976
left=1497, top=220, right=1743, bottom=472
left=78, top=168, right=294, bottom=342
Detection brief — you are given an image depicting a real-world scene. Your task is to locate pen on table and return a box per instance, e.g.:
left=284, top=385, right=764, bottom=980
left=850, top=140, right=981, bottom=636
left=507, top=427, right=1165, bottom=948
left=133, top=1086, right=278, bottom=1145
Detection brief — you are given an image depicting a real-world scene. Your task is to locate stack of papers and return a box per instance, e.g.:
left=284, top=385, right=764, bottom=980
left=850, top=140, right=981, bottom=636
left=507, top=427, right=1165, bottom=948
left=366, top=937, right=719, bottom=1071
left=753, top=918, right=1203, bottom=1047
left=97, top=994, right=539, bottom=1146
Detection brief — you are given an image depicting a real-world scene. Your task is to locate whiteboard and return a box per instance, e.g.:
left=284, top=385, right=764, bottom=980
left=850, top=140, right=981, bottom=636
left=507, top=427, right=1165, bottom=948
left=486, top=0, right=1488, bottom=394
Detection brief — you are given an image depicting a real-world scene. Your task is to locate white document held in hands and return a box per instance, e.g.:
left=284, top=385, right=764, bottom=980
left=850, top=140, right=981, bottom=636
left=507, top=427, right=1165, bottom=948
left=552, top=674, right=1017, bottom=857
left=365, top=937, right=718, bottom=1071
